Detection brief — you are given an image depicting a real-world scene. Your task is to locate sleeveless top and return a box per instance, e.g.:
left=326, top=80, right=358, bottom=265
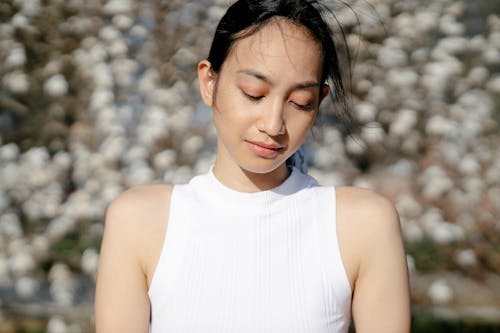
left=147, top=167, right=352, bottom=333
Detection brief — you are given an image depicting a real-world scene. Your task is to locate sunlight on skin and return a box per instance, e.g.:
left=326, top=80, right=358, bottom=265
left=198, top=19, right=328, bottom=192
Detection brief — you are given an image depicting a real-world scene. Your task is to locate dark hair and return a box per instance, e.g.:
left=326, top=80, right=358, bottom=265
left=206, top=0, right=356, bottom=133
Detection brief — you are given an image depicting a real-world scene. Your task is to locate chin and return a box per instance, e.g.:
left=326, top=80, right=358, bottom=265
left=237, top=157, right=289, bottom=175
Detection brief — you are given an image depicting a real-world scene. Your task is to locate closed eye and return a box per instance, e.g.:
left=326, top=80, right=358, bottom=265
left=291, top=101, right=314, bottom=111
left=243, top=92, right=264, bottom=102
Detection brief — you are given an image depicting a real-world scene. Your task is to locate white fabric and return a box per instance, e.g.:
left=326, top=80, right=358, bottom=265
left=148, top=167, right=352, bottom=333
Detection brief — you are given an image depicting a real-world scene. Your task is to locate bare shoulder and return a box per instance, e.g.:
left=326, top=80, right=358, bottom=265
left=334, top=186, right=402, bottom=288
left=336, top=187, right=410, bottom=332
left=335, top=186, right=400, bottom=231
left=105, top=184, right=173, bottom=241
left=104, top=184, right=174, bottom=281
left=95, top=184, right=173, bottom=332
left=107, top=184, right=173, bottom=218
left=105, top=183, right=174, bottom=239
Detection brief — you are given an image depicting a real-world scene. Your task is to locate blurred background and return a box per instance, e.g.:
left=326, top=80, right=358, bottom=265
left=0, top=0, right=499, bottom=332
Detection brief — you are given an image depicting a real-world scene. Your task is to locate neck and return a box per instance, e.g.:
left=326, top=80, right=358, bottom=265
left=213, top=160, right=290, bottom=193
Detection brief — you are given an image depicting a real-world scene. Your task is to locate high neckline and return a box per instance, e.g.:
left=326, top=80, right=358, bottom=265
left=208, top=165, right=303, bottom=196
left=208, top=166, right=300, bottom=196
left=189, top=166, right=316, bottom=216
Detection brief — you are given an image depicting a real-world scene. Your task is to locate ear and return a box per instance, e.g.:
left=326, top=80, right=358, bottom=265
left=198, top=60, right=217, bottom=107
left=319, top=84, right=330, bottom=105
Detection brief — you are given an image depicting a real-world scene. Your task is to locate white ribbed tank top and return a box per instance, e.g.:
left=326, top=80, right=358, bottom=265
left=148, top=167, right=352, bottom=333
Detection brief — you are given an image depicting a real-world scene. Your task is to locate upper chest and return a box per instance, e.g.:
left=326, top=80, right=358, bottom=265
left=143, top=184, right=359, bottom=295
left=147, top=193, right=352, bottom=333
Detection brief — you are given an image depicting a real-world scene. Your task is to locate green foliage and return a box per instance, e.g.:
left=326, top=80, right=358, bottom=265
left=348, top=310, right=500, bottom=332
left=412, top=309, right=500, bottom=333
left=405, top=238, right=459, bottom=272
left=19, top=329, right=45, bottom=333
left=49, top=232, right=81, bottom=262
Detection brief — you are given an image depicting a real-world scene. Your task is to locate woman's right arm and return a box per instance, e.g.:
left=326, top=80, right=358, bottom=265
left=94, top=188, right=153, bottom=333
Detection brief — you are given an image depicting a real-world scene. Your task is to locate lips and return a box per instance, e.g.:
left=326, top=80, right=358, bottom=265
left=245, top=140, right=284, bottom=158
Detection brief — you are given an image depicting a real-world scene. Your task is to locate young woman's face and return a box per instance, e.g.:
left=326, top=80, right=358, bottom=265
left=199, top=19, right=327, bottom=177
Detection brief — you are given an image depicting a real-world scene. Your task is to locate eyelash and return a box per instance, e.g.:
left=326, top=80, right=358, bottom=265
left=243, top=92, right=264, bottom=102
left=292, top=101, right=314, bottom=111
left=243, top=92, right=313, bottom=111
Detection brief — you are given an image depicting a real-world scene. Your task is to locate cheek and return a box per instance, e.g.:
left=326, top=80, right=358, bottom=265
left=213, top=82, right=242, bottom=110
left=212, top=98, right=249, bottom=134
left=214, top=90, right=256, bottom=122
left=286, top=112, right=316, bottom=138
left=287, top=108, right=317, bottom=126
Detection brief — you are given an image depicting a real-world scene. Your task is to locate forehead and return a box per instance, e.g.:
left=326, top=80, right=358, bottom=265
left=223, top=19, right=323, bottom=79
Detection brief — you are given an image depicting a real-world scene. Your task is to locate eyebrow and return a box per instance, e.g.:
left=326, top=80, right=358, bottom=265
left=237, top=69, right=321, bottom=90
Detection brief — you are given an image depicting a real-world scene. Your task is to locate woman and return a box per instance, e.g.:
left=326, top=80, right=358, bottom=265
left=95, top=1, right=410, bottom=332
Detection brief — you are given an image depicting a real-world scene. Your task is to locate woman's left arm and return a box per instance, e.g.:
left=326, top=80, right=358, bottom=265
left=346, top=191, right=411, bottom=333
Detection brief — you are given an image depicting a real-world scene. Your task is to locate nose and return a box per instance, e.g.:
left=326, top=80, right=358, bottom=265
left=256, top=99, right=286, bottom=136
